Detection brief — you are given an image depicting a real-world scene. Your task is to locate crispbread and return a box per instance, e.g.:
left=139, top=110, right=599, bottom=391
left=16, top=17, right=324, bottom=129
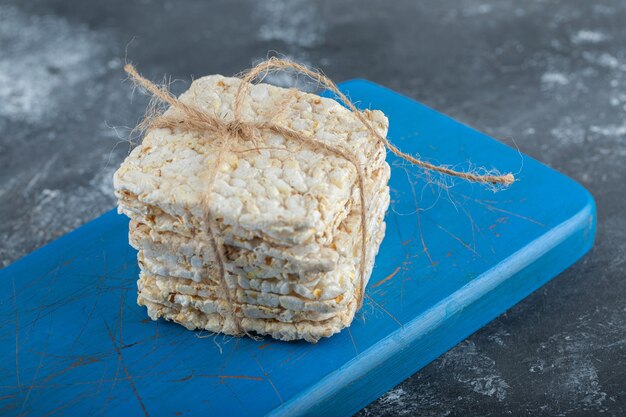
left=139, top=298, right=357, bottom=343
left=118, top=161, right=390, bottom=268
left=138, top=274, right=349, bottom=322
left=127, top=176, right=389, bottom=283
left=114, top=72, right=392, bottom=342
left=114, top=75, right=389, bottom=248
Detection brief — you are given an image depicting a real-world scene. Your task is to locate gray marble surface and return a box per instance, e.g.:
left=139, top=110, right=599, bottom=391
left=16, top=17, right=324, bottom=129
left=1, top=0, right=624, bottom=415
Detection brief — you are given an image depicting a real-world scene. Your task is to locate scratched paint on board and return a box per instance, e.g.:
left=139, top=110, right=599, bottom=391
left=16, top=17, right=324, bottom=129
left=0, top=80, right=595, bottom=417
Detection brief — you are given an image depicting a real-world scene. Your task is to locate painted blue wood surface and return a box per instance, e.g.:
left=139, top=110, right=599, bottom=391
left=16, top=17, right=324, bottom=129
left=0, top=80, right=595, bottom=417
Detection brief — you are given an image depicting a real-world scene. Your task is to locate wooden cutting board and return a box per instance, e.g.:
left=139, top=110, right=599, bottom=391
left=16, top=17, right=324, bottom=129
left=0, top=80, right=595, bottom=417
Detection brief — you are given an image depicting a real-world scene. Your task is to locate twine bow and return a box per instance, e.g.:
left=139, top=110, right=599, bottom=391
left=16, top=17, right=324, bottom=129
left=125, top=58, right=514, bottom=336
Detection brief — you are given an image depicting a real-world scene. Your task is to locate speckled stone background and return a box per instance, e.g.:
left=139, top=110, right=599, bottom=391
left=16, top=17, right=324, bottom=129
left=1, top=0, right=624, bottom=415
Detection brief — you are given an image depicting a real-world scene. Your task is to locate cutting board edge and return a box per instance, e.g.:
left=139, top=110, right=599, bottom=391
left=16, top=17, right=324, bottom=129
left=268, top=196, right=596, bottom=417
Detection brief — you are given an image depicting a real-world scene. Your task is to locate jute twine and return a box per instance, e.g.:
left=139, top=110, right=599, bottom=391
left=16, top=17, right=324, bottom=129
left=124, top=57, right=514, bottom=336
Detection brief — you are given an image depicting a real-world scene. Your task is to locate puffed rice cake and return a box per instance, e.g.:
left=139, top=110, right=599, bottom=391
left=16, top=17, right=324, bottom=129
left=114, top=73, right=391, bottom=342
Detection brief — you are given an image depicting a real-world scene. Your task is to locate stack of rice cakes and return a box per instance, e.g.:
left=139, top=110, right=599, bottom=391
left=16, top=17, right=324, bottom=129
left=114, top=74, right=391, bottom=342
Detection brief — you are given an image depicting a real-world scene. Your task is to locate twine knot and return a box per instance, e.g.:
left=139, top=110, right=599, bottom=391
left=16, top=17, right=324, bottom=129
left=224, top=120, right=255, bottom=140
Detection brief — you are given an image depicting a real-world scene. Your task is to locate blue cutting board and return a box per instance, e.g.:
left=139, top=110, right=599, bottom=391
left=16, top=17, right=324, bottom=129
left=0, top=80, right=595, bottom=417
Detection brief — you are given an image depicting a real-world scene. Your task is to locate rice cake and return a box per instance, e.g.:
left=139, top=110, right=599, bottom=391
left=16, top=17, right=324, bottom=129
left=114, top=74, right=388, bottom=247
left=139, top=298, right=358, bottom=343
left=114, top=72, right=392, bottom=342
